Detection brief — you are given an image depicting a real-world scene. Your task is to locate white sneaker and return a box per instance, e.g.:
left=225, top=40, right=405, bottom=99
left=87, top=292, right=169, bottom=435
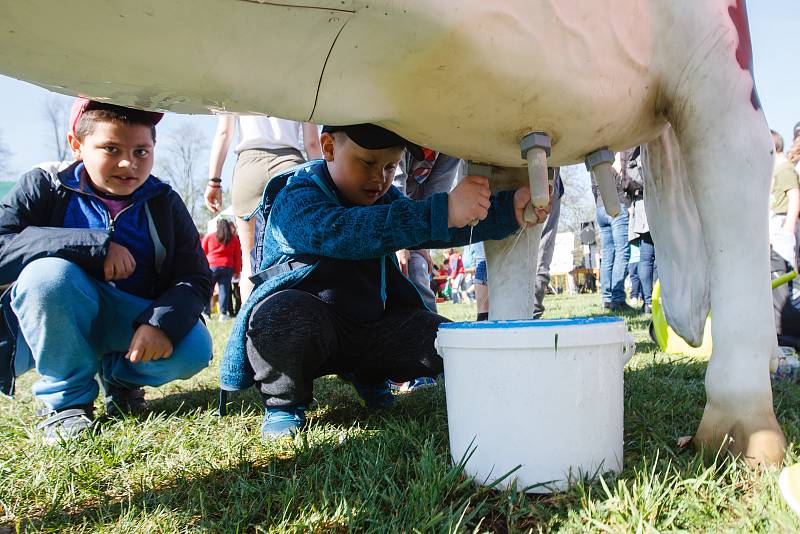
left=218, top=313, right=232, bottom=322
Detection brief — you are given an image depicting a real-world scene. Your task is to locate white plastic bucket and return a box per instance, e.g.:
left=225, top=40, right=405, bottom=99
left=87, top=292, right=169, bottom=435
left=436, top=317, right=634, bottom=493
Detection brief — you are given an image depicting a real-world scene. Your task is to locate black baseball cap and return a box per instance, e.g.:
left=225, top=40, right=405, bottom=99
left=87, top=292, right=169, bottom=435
left=322, top=123, right=424, bottom=160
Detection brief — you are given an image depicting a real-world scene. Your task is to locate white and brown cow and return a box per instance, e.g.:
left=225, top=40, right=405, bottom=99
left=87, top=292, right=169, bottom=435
left=0, top=0, right=785, bottom=464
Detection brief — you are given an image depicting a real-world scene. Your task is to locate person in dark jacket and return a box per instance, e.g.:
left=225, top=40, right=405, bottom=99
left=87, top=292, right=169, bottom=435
left=0, top=99, right=213, bottom=443
left=220, top=123, right=546, bottom=439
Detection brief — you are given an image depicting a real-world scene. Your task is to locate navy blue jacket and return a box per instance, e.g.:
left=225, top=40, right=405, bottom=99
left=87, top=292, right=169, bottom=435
left=220, top=160, right=521, bottom=391
left=0, top=162, right=212, bottom=396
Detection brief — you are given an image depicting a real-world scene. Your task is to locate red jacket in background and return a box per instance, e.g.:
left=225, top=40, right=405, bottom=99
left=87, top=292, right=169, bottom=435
left=202, top=232, right=242, bottom=275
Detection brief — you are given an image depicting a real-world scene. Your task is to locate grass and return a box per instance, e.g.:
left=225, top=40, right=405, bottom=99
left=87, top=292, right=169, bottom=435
left=2, top=293, right=800, bottom=532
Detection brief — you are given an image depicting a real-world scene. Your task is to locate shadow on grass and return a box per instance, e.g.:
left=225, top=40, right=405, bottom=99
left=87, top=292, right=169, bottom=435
left=623, top=357, right=708, bottom=463
left=17, top=356, right=800, bottom=532
left=24, top=387, right=562, bottom=532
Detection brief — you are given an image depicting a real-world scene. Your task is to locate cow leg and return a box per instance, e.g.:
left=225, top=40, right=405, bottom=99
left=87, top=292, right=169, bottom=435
left=687, top=132, right=784, bottom=466
left=660, top=31, right=785, bottom=465
left=481, top=165, right=543, bottom=320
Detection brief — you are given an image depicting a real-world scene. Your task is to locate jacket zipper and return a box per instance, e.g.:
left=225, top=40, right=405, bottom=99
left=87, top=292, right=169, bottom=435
left=380, top=256, right=387, bottom=310
left=107, top=203, right=135, bottom=233
left=61, top=183, right=136, bottom=233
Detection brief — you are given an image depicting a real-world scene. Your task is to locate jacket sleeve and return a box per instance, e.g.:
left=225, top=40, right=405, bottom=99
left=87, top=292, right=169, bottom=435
left=134, top=192, right=212, bottom=344
left=0, top=170, right=110, bottom=285
left=415, top=189, right=521, bottom=249
left=233, top=236, right=242, bottom=276
left=269, top=180, right=519, bottom=260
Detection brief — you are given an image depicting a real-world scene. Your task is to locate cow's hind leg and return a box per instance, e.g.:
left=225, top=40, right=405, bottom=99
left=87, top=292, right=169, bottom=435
left=659, top=24, right=785, bottom=465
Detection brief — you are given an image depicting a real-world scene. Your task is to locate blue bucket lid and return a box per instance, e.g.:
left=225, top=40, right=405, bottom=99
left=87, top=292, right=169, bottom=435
left=438, top=316, right=624, bottom=330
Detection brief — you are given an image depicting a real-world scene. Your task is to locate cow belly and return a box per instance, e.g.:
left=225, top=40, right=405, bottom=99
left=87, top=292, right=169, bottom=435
left=0, top=0, right=666, bottom=166
left=314, top=0, right=665, bottom=165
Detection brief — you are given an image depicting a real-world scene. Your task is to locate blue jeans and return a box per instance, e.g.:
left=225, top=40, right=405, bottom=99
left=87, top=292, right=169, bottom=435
left=408, top=251, right=437, bottom=312
left=638, top=232, right=657, bottom=305
left=11, top=257, right=212, bottom=410
left=629, top=262, right=642, bottom=301
left=208, top=266, right=234, bottom=315
left=597, top=205, right=630, bottom=303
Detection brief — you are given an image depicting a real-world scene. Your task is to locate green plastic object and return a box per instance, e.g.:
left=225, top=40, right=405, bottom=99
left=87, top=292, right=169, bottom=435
left=651, top=271, right=797, bottom=356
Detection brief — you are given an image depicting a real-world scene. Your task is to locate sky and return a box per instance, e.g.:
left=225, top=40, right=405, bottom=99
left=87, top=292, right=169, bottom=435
left=0, top=1, right=798, bottom=185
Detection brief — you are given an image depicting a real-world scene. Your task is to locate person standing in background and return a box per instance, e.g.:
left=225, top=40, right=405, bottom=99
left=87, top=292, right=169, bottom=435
left=769, top=130, right=800, bottom=268
left=628, top=239, right=643, bottom=308
left=789, top=122, right=800, bottom=175
left=393, top=149, right=461, bottom=312
left=467, top=241, right=489, bottom=321
left=532, top=169, right=564, bottom=319
left=204, top=116, right=322, bottom=302
left=202, top=219, right=242, bottom=320
left=447, top=248, right=470, bottom=304
left=593, top=154, right=636, bottom=313
left=623, top=147, right=657, bottom=313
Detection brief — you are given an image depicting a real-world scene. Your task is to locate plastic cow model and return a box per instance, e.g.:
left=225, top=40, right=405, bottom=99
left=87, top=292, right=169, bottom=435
left=0, top=0, right=784, bottom=465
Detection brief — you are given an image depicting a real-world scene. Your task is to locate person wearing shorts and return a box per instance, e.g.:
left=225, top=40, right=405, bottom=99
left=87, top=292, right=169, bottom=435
left=471, top=242, right=489, bottom=320
left=205, top=116, right=322, bottom=301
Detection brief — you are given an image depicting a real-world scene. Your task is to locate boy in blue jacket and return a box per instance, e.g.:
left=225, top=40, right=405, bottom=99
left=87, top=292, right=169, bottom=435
left=220, top=124, right=545, bottom=438
left=0, top=99, right=213, bottom=443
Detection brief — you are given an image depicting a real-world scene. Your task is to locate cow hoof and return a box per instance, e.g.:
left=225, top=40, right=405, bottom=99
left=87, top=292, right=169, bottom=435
left=693, top=407, right=786, bottom=467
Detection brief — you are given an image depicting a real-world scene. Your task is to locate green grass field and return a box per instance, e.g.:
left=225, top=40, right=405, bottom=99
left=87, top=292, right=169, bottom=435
left=2, top=293, right=800, bottom=532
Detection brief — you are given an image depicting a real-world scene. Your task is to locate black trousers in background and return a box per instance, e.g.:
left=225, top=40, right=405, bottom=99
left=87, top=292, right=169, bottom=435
left=246, top=289, right=449, bottom=408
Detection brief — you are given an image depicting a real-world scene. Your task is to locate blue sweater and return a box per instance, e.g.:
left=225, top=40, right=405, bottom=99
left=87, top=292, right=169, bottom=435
left=220, top=161, right=520, bottom=391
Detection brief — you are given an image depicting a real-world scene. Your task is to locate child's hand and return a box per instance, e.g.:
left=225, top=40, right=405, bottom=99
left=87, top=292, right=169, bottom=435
left=448, top=175, right=491, bottom=228
left=126, top=324, right=174, bottom=363
left=514, top=186, right=551, bottom=227
left=104, top=242, right=137, bottom=281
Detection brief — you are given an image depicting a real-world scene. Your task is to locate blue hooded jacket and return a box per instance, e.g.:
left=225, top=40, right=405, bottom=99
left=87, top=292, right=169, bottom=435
left=0, top=161, right=212, bottom=396
left=220, top=160, right=521, bottom=391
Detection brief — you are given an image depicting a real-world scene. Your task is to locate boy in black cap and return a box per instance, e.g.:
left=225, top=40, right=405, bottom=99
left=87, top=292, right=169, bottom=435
left=220, top=123, right=546, bottom=438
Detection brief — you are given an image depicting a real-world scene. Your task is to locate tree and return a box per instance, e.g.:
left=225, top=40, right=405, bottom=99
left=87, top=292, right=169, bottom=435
left=0, top=129, right=12, bottom=180
left=42, top=95, right=71, bottom=163
left=156, top=122, right=210, bottom=228
left=557, top=164, right=596, bottom=234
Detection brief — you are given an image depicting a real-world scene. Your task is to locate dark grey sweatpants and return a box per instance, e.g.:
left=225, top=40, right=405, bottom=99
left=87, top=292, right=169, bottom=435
left=533, top=178, right=563, bottom=318
left=246, top=289, right=448, bottom=408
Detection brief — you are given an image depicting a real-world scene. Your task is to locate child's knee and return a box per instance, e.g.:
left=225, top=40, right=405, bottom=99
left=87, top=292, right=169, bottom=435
left=247, top=290, right=330, bottom=358
left=13, top=257, right=96, bottom=309
left=170, top=322, right=213, bottom=379
left=249, top=289, right=322, bottom=332
left=16, top=258, right=91, bottom=297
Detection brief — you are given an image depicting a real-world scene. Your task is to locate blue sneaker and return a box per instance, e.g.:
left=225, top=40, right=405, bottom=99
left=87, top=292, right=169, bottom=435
left=261, top=406, right=305, bottom=440
left=391, top=376, right=438, bottom=393
left=338, top=374, right=395, bottom=409
left=407, top=377, right=438, bottom=391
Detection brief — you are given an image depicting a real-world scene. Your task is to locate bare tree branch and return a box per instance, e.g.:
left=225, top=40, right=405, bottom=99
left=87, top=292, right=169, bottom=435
left=0, top=129, right=12, bottom=179
left=155, top=122, right=210, bottom=228
left=42, top=95, right=71, bottom=163
left=558, top=165, right=596, bottom=234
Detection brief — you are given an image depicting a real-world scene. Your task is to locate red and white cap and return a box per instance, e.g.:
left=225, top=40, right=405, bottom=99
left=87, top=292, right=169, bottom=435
left=69, top=97, right=164, bottom=135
